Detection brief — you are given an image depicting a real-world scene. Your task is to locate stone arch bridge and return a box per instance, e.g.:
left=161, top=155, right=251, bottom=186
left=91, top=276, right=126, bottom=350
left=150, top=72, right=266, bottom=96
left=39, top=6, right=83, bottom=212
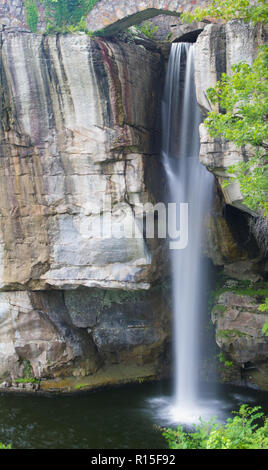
left=86, top=0, right=211, bottom=34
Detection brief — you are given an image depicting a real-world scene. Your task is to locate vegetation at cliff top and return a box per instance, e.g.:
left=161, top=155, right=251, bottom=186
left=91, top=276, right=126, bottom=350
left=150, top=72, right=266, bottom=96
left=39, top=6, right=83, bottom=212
left=26, top=0, right=100, bottom=32
left=182, top=0, right=268, bottom=216
left=162, top=404, right=268, bottom=449
left=25, top=0, right=39, bottom=32
left=206, top=45, right=268, bottom=215
left=181, top=0, right=268, bottom=25
left=136, top=21, right=159, bottom=39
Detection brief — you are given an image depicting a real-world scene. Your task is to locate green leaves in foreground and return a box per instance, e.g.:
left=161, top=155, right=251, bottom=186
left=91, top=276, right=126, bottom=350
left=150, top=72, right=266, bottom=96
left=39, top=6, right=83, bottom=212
left=162, top=405, right=268, bottom=449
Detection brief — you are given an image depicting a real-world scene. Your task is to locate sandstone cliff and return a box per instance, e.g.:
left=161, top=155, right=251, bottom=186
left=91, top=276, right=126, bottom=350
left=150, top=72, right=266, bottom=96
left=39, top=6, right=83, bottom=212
left=194, top=20, right=268, bottom=390
left=0, top=31, right=171, bottom=390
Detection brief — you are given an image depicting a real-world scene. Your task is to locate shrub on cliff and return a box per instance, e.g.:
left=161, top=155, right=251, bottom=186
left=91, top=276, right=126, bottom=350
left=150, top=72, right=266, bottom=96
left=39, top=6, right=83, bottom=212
left=182, top=0, right=268, bottom=216
left=0, top=442, right=11, bottom=449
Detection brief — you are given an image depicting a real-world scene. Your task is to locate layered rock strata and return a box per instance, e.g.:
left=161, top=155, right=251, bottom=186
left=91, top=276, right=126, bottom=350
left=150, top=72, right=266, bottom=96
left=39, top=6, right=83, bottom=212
left=194, top=20, right=266, bottom=215
left=194, top=21, right=268, bottom=389
left=0, top=31, right=170, bottom=389
left=212, top=281, right=268, bottom=390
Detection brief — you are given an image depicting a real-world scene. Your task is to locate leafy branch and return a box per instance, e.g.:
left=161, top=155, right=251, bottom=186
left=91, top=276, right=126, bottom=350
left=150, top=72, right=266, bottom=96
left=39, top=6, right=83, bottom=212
left=181, top=0, right=268, bottom=25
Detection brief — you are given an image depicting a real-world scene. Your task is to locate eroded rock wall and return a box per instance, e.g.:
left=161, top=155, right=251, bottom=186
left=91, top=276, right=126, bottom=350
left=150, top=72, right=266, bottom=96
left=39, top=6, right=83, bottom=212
left=0, top=31, right=171, bottom=389
left=194, top=20, right=266, bottom=215
left=194, top=21, right=268, bottom=389
left=0, top=0, right=45, bottom=30
left=211, top=282, right=268, bottom=390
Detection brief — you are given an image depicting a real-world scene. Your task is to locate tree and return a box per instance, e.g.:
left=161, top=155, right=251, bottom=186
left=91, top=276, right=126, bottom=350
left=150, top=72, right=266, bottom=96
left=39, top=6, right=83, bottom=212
left=206, top=45, right=268, bottom=214
left=182, top=0, right=268, bottom=215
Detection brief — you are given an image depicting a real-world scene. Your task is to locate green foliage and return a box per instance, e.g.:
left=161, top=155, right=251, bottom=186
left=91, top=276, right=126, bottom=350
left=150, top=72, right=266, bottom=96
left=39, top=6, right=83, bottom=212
left=218, top=352, right=233, bottom=367
left=182, top=1, right=268, bottom=215
left=46, top=16, right=93, bottom=34
left=259, top=298, right=268, bottom=312
left=74, top=383, right=88, bottom=390
left=162, top=417, right=216, bottom=449
left=216, top=328, right=248, bottom=339
left=0, top=442, right=11, bottom=449
left=136, top=21, right=159, bottom=39
left=212, top=304, right=227, bottom=314
left=181, top=0, right=268, bottom=25
left=221, top=153, right=268, bottom=215
left=25, top=0, right=39, bottom=32
left=23, top=360, right=33, bottom=379
left=16, top=359, right=39, bottom=383
left=205, top=45, right=268, bottom=214
left=261, top=317, right=268, bottom=336
left=206, top=47, right=268, bottom=149
left=162, top=405, right=268, bottom=449
left=40, top=0, right=99, bottom=30
left=15, top=377, right=39, bottom=384
left=93, top=28, right=106, bottom=37
left=166, top=32, right=172, bottom=42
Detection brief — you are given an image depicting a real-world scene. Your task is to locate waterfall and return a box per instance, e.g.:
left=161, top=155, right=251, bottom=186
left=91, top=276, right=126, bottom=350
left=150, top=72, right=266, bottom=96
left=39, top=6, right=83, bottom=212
left=162, top=43, right=214, bottom=416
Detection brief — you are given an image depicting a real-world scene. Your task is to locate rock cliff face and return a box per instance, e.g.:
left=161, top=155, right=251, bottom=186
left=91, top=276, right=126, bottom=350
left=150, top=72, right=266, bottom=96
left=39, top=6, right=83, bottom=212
left=0, top=32, right=165, bottom=292
left=0, top=31, right=171, bottom=390
left=195, top=21, right=267, bottom=283
left=194, top=21, right=268, bottom=390
left=194, top=20, right=266, bottom=215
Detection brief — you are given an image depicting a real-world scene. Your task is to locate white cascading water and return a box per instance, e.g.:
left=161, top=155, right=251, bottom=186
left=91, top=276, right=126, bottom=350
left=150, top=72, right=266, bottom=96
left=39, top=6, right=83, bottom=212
left=162, top=43, right=214, bottom=418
